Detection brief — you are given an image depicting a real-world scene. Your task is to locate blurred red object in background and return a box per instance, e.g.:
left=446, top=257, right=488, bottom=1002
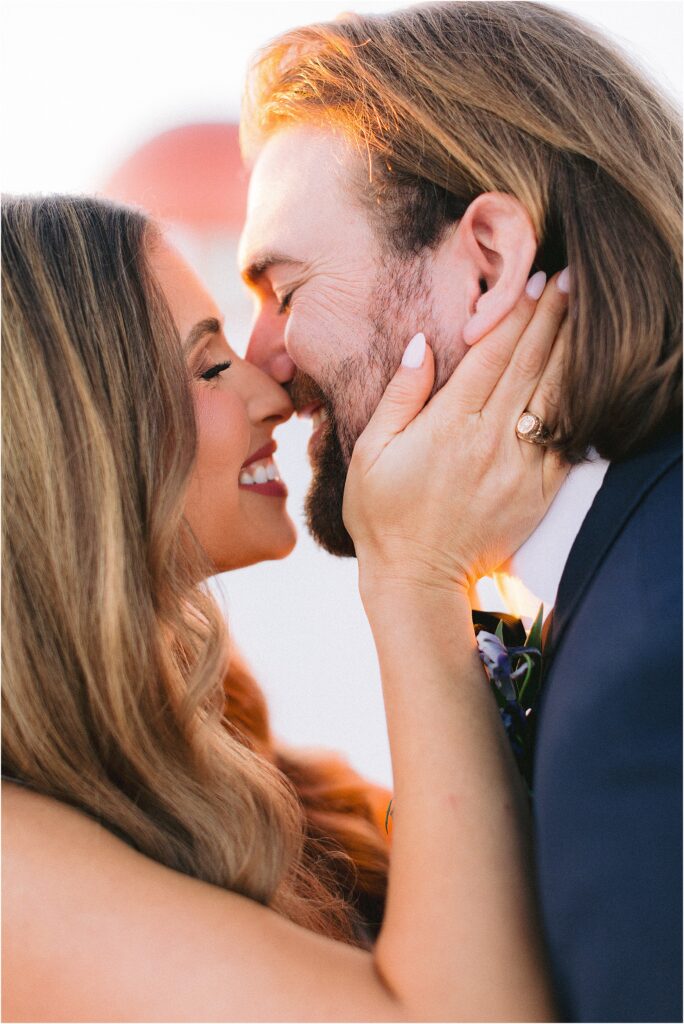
left=103, top=121, right=254, bottom=349
left=103, top=122, right=248, bottom=233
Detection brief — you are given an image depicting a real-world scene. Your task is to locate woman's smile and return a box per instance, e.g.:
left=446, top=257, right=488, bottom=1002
left=239, top=440, right=288, bottom=497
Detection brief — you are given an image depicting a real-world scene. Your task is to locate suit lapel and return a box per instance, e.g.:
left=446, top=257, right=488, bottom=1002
left=545, top=433, right=682, bottom=668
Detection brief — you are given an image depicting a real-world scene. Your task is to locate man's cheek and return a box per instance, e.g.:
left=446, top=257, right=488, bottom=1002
left=362, top=382, right=387, bottom=435
left=285, top=317, right=333, bottom=379
left=331, top=378, right=384, bottom=459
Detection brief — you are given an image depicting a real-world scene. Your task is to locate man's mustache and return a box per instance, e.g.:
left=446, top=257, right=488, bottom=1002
left=286, top=370, right=329, bottom=414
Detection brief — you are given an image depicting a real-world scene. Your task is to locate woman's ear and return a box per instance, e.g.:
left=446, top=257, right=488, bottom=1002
left=459, top=192, right=537, bottom=346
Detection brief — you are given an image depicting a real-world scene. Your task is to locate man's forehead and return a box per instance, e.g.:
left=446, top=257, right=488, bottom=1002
left=248, top=124, right=352, bottom=201
left=239, top=125, right=358, bottom=273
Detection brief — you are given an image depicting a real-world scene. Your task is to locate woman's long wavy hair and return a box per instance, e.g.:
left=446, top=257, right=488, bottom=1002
left=2, top=194, right=388, bottom=945
left=242, top=0, right=682, bottom=463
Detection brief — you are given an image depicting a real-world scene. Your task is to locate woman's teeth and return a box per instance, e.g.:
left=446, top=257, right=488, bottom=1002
left=312, top=406, right=329, bottom=430
left=239, top=456, right=281, bottom=486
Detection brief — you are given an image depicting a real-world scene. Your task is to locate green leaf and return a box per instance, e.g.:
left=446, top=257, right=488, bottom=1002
left=526, top=603, right=544, bottom=651
left=516, top=653, right=536, bottom=703
left=495, top=618, right=506, bottom=642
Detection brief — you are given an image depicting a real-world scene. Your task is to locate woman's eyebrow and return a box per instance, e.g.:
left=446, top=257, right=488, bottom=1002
left=183, top=316, right=222, bottom=354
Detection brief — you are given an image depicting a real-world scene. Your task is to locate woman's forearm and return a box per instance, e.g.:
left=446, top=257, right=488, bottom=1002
left=361, top=577, right=555, bottom=1021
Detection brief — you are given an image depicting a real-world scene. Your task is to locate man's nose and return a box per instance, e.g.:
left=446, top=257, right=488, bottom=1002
left=245, top=307, right=297, bottom=384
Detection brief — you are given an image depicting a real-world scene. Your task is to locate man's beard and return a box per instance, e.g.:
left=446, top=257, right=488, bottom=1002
left=289, top=253, right=452, bottom=557
left=306, top=401, right=356, bottom=557
left=288, top=369, right=360, bottom=557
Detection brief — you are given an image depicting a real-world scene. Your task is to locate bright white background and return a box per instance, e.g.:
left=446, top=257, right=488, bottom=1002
left=3, top=1, right=681, bottom=786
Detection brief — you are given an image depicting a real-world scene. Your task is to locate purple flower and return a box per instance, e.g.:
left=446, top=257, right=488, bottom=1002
left=476, top=631, right=517, bottom=701
left=475, top=606, right=546, bottom=793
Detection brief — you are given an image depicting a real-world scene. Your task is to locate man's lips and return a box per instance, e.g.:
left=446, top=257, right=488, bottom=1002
left=293, top=400, right=330, bottom=458
left=296, top=401, right=324, bottom=419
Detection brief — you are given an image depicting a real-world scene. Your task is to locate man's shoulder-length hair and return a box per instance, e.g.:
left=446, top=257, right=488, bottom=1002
left=243, top=0, right=682, bottom=464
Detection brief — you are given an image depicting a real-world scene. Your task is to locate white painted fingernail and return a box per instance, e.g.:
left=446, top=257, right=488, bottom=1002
left=525, top=270, right=547, bottom=300
left=557, top=267, right=570, bottom=293
left=402, top=332, right=426, bottom=369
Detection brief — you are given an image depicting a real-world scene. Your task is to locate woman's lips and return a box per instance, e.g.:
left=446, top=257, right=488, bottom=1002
left=241, top=439, right=277, bottom=469
left=239, top=478, right=288, bottom=498
left=239, top=444, right=287, bottom=498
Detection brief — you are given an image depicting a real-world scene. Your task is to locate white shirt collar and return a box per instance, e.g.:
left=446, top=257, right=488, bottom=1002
left=492, top=451, right=610, bottom=621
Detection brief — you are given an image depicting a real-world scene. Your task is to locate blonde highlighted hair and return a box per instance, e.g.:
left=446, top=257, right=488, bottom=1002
left=242, top=0, right=682, bottom=462
left=2, top=194, right=387, bottom=945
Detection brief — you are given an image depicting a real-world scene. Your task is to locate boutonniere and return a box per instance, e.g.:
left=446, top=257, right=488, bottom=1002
left=385, top=606, right=547, bottom=833
left=475, top=605, right=546, bottom=793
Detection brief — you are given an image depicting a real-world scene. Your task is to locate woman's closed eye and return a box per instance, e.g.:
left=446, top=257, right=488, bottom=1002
left=199, top=360, right=232, bottom=382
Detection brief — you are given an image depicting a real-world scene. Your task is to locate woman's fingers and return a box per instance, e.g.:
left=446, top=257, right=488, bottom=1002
left=524, top=317, right=567, bottom=431
left=344, top=269, right=574, bottom=591
left=354, top=333, right=436, bottom=465
left=438, top=273, right=546, bottom=416
left=487, top=270, right=568, bottom=424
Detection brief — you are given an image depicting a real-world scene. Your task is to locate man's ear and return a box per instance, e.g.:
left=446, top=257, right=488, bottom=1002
left=458, top=192, right=537, bottom=346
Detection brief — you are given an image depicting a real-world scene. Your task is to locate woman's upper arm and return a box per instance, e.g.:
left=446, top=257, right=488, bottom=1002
left=2, top=787, right=404, bottom=1024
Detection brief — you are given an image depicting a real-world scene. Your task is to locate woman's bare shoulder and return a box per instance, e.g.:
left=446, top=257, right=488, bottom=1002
left=2, top=781, right=163, bottom=1020
left=3, top=779, right=141, bottom=898
left=4, top=777, right=114, bottom=843
left=2, top=781, right=402, bottom=1024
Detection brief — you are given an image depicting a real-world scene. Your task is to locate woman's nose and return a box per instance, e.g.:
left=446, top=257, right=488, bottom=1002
left=240, top=358, right=294, bottom=426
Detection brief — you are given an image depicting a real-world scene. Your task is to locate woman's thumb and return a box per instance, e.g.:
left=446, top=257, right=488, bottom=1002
left=357, top=333, right=434, bottom=455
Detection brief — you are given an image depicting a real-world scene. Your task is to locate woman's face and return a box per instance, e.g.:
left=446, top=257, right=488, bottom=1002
left=150, top=238, right=297, bottom=571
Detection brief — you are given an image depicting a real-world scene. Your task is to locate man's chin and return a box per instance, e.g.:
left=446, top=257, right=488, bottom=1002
left=304, top=421, right=356, bottom=557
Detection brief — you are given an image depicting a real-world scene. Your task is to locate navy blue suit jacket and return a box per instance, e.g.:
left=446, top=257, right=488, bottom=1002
left=534, top=433, right=682, bottom=1022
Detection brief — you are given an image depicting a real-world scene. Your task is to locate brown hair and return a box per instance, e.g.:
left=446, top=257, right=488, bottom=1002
left=2, top=194, right=387, bottom=946
left=242, top=0, right=682, bottom=463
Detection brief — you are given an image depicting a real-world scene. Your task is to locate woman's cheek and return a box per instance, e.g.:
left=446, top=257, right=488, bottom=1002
left=193, top=388, right=251, bottom=479
left=184, top=388, right=251, bottom=565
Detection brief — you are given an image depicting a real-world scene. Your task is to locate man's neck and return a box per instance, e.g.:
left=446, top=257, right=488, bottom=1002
left=492, top=453, right=610, bottom=621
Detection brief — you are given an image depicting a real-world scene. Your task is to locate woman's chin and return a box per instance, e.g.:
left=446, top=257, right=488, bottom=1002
left=213, top=523, right=298, bottom=572
left=263, top=515, right=298, bottom=561
left=263, top=526, right=298, bottom=563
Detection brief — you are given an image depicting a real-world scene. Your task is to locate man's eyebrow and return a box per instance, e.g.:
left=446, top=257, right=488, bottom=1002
left=241, top=251, right=305, bottom=287
left=183, top=316, right=222, bottom=354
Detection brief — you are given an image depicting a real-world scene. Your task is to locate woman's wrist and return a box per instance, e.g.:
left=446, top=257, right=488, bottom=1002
left=357, top=564, right=475, bottom=644
left=355, top=546, right=473, bottom=604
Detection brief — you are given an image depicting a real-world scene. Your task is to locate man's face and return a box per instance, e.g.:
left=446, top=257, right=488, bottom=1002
left=240, top=126, right=470, bottom=555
